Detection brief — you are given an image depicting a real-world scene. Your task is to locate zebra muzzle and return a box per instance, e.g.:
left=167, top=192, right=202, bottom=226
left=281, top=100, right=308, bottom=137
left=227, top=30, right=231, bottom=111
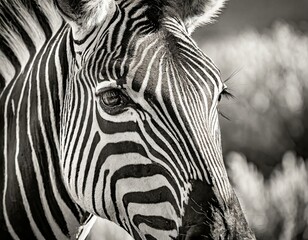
left=178, top=180, right=256, bottom=240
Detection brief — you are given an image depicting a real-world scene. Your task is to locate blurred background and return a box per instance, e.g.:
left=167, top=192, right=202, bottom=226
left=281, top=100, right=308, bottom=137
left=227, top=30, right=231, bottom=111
left=88, top=1, right=308, bottom=239
left=195, top=0, right=308, bottom=239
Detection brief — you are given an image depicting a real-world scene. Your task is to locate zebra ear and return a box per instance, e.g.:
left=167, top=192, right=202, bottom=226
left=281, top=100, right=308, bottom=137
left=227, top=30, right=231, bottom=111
left=165, top=0, right=227, bottom=34
left=54, top=0, right=116, bottom=32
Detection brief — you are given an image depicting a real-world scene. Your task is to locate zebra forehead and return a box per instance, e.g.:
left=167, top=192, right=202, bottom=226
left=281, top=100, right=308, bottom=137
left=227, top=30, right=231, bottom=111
left=92, top=30, right=221, bottom=89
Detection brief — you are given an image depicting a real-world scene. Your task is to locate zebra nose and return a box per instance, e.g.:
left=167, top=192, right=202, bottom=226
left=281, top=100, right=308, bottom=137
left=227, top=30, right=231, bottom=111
left=179, top=180, right=218, bottom=239
left=179, top=180, right=256, bottom=240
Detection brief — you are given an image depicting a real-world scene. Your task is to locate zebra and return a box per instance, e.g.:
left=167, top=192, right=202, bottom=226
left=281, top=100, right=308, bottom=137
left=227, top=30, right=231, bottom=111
left=0, top=0, right=256, bottom=239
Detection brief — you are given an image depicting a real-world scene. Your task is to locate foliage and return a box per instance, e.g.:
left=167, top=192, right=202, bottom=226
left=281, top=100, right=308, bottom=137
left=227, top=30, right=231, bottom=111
left=201, top=22, right=308, bottom=176
left=203, top=22, right=308, bottom=239
left=227, top=151, right=308, bottom=240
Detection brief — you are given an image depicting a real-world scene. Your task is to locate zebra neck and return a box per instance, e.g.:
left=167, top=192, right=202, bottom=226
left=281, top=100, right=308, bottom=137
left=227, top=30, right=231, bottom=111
left=0, top=24, right=87, bottom=239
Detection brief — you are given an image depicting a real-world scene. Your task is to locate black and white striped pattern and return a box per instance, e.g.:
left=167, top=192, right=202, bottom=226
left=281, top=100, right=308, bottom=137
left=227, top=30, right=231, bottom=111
left=1, top=0, right=255, bottom=239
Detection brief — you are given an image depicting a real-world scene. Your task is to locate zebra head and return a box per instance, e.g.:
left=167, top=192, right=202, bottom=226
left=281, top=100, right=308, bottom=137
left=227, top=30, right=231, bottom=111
left=55, top=0, right=255, bottom=239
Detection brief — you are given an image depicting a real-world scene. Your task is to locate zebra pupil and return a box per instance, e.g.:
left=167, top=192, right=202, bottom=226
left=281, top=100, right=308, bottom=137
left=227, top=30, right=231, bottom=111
left=101, top=89, right=123, bottom=107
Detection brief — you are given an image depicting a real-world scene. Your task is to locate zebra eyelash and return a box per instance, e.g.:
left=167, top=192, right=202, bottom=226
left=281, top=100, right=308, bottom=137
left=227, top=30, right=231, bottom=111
left=221, top=88, right=234, bottom=100
left=218, top=109, right=230, bottom=121
left=218, top=88, right=234, bottom=120
left=218, top=88, right=234, bottom=102
left=218, top=67, right=240, bottom=103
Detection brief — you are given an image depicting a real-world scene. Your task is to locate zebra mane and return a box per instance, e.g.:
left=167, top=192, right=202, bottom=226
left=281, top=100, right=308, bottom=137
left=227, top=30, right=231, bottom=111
left=0, top=0, right=63, bottom=93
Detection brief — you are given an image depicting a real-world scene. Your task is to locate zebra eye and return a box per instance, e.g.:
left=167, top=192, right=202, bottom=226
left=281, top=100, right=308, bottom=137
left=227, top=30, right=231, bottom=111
left=98, top=89, right=129, bottom=114
left=101, top=89, right=123, bottom=106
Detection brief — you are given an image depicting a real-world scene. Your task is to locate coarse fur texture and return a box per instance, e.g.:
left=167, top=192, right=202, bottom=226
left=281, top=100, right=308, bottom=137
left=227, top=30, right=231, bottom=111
left=0, top=0, right=227, bottom=93
left=0, top=0, right=256, bottom=239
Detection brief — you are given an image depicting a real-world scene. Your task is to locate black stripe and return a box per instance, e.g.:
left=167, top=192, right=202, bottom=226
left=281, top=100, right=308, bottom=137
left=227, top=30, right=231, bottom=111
left=73, top=27, right=97, bottom=45
left=92, top=141, right=149, bottom=214
left=110, top=7, right=126, bottom=52
left=133, top=215, right=177, bottom=231
left=137, top=119, right=185, bottom=194
left=3, top=79, right=36, bottom=239
left=0, top=73, right=5, bottom=93
left=145, top=234, right=157, bottom=240
left=101, top=170, right=111, bottom=219
left=38, top=32, right=74, bottom=234
left=82, top=132, right=100, bottom=195
left=46, top=27, right=82, bottom=222
left=0, top=35, right=21, bottom=78
left=110, top=164, right=181, bottom=228
left=123, top=186, right=180, bottom=216
left=74, top=103, right=93, bottom=196
left=67, top=79, right=89, bottom=182
left=20, top=79, right=58, bottom=240
left=30, top=48, right=68, bottom=237
left=63, top=76, right=80, bottom=164
left=96, top=112, right=139, bottom=134
left=167, top=70, right=212, bottom=183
